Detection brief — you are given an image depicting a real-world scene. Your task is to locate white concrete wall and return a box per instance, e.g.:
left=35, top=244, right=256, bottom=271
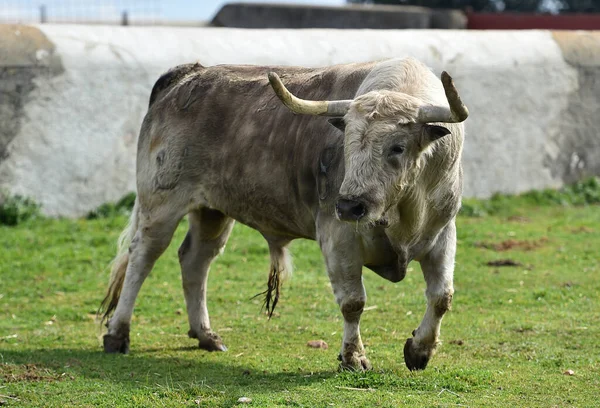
left=0, top=25, right=598, bottom=216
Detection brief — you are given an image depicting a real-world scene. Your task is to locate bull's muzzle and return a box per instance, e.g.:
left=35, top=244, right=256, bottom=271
left=336, top=198, right=367, bottom=222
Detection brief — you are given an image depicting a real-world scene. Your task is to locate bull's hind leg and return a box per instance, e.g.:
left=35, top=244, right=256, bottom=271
left=179, top=208, right=234, bottom=351
left=404, top=222, right=456, bottom=371
left=104, top=208, right=184, bottom=353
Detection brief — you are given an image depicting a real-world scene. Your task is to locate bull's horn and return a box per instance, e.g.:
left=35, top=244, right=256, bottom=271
left=417, top=71, right=469, bottom=123
left=268, top=72, right=352, bottom=117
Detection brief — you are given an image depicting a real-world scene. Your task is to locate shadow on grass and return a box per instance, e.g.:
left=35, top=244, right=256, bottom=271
left=0, top=347, right=334, bottom=393
left=0, top=345, right=500, bottom=407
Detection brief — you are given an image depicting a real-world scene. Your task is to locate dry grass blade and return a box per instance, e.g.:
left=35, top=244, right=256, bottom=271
left=335, top=386, right=376, bottom=392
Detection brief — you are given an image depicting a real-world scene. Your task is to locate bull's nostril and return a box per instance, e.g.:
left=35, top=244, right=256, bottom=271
left=352, top=204, right=365, bottom=218
left=336, top=198, right=367, bottom=221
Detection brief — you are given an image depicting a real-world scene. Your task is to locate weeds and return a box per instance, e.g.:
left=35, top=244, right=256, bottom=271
left=86, top=192, right=136, bottom=219
left=460, top=177, right=600, bottom=217
left=0, top=193, right=41, bottom=226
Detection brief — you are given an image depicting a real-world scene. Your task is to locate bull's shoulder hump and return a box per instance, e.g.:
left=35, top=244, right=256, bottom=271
left=149, top=62, right=204, bottom=108
left=205, top=60, right=378, bottom=85
left=212, top=60, right=376, bottom=74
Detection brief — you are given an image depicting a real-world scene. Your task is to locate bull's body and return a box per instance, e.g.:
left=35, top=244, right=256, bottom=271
left=101, top=58, right=465, bottom=371
left=146, top=62, right=376, bottom=241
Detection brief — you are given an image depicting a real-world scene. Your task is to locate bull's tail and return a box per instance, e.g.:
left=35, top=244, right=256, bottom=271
left=99, top=198, right=140, bottom=324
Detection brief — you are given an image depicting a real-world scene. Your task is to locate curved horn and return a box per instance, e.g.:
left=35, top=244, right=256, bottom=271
left=268, top=72, right=352, bottom=117
left=417, top=71, right=469, bottom=123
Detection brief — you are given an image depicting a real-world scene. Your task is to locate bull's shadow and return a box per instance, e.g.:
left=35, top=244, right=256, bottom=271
left=0, top=347, right=335, bottom=396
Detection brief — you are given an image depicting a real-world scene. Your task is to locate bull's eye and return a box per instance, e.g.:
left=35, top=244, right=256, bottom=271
left=390, top=145, right=405, bottom=155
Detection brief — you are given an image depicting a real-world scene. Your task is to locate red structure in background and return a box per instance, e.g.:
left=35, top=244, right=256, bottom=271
left=467, top=12, right=600, bottom=30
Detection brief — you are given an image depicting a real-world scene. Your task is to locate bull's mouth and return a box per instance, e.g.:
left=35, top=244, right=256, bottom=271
left=337, top=213, right=390, bottom=229
left=336, top=216, right=390, bottom=231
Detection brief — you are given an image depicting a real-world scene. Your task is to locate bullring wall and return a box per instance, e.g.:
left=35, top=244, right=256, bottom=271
left=0, top=25, right=598, bottom=216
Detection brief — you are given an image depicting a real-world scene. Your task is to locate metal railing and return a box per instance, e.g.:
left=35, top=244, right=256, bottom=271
left=0, top=0, right=161, bottom=25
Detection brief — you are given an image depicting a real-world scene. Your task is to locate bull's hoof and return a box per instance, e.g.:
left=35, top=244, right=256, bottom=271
left=188, top=330, right=227, bottom=352
left=403, top=337, right=433, bottom=371
left=103, top=333, right=130, bottom=354
left=338, top=351, right=372, bottom=371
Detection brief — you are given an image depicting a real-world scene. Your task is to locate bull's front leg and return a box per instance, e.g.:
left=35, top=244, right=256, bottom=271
left=404, top=222, right=456, bottom=371
left=318, top=223, right=371, bottom=371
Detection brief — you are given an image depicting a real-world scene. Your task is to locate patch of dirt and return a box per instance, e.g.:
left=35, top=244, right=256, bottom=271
left=514, top=327, right=535, bottom=333
left=0, top=363, right=71, bottom=383
left=476, top=237, right=548, bottom=252
left=64, top=358, right=82, bottom=368
left=449, top=339, right=464, bottom=346
left=486, top=259, right=523, bottom=267
left=507, top=215, right=531, bottom=223
left=306, top=340, right=328, bottom=349
left=570, top=226, right=594, bottom=234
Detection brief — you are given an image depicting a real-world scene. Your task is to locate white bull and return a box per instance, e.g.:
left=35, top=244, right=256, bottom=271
left=100, top=57, right=468, bottom=371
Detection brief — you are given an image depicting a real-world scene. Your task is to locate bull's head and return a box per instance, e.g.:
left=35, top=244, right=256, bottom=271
left=268, top=69, right=468, bottom=226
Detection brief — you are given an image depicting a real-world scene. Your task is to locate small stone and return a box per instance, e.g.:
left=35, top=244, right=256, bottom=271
left=237, top=396, right=252, bottom=404
left=307, top=340, right=328, bottom=349
left=563, top=369, right=575, bottom=376
left=175, top=309, right=183, bottom=315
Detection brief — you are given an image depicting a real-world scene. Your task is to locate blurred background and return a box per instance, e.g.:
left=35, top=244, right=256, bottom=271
left=0, top=0, right=599, bottom=27
left=0, top=1, right=599, bottom=217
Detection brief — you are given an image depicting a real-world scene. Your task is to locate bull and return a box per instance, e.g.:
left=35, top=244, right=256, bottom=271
left=99, top=57, right=468, bottom=371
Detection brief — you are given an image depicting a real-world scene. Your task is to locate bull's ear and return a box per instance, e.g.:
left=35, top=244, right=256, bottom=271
left=328, top=117, right=346, bottom=132
left=424, top=125, right=451, bottom=142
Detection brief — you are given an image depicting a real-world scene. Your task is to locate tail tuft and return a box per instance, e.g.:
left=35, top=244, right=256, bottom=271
left=98, top=198, right=139, bottom=324
left=252, top=246, right=292, bottom=318
left=99, top=252, right=129, bottom=324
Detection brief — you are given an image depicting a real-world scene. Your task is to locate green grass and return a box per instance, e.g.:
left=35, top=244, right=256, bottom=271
left=1, top=197, right=599, bottom=407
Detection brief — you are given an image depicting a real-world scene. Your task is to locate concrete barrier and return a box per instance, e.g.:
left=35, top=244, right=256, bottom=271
left=0, top=24, right=598, bottom=216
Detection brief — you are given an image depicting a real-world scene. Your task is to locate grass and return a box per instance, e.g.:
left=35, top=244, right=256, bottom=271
left=1, top=195, right=599, bottom=407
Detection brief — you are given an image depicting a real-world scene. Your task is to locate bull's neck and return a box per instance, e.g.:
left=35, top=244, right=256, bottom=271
left=386, top=187, right=429, bottom=247
left=385, top=163, right=461, bottom=252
